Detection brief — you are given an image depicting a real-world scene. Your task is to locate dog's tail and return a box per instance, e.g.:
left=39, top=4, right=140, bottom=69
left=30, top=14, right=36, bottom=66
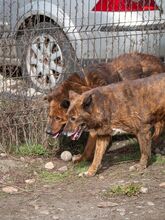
left=152, top=121, right=164, bottom=140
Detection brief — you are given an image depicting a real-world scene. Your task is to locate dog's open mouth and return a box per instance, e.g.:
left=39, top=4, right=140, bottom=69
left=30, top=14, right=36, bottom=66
left=65, top=127, right=84, bottom=140
left=52, top=125, right=65, bottom=138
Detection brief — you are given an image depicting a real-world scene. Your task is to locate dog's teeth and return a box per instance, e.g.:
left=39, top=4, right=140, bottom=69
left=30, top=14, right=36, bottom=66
left=67, top=132, right=73, bottom=137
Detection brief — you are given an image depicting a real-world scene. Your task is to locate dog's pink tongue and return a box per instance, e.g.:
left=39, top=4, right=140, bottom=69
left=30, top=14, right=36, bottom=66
left=71, top=128, right=83, bottom=141
left=72, top=131, right=79, bottom=141
left=53, top=132, right=60, bottom=138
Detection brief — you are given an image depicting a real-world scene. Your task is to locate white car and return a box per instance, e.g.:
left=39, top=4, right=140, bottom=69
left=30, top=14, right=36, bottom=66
left=0, top=0, right=165, bottom=92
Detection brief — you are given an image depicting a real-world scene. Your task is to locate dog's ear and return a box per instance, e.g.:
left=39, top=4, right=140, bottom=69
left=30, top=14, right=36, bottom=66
left=69, top=90, right=80, bottom=100
left=60, top=99, right=70, bottom=109
left=82, top=94, right=92, bottom=112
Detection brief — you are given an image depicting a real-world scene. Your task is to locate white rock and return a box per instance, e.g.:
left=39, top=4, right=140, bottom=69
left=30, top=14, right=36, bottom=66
left=140, top=187, right=148, bottom=194
left=44, top=162, right=54, bottom=170
left=58, top=166, right=68, bottom=173
left=20, top=157, right=25, bottom=162
left=0, top=153, right=7, bottom=157
left=116, top=208, right=126, bottom=216
left=52, top=216, right=60, bottom=220
left=117, top=208, right=126, bottom=212
left=25, top=179, right=35, bottom=184
left=129, top=165, right=136, bottom=171
left=99, top=175, right=104, bottom=180
left=34, top=205, right=39, bottom=210
left=2, top=186, right=18, bottom=194
left=147, top=201, right=154, bottom=206
left=159, top=182, right=165, bottom=188
left=39, top=210, right=49, bottom=215
left=60, top=151, right=72, bottom=161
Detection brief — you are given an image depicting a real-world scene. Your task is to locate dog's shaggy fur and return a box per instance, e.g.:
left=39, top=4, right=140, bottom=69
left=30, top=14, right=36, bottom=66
left=45, top=52, right=165, bottom=163
left=65, top=73, right=165, bottom=176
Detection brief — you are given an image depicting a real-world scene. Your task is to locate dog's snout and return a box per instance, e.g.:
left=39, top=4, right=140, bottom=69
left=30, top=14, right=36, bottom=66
left=46, top=126, right=52, bottom=135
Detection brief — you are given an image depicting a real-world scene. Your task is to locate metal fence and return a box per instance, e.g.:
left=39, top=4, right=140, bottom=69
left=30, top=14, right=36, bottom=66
left=0, top=0, right=165, bottom=149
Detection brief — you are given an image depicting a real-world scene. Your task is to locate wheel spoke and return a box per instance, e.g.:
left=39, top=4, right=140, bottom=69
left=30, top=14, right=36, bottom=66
left=36, top=63, right=43, bottom=76
left=51, top=51, right=61, bottom=60
left=39, top=35, right=45, bottom=53
left=50, top=62, right=63, bottom=73
left=49, top=71, right=56, bottom=86
left=30, top=57, right=37, bottom=65
left=42, top=64, right=51, bottom=76
left=31, top=44, right=42, bottom=58
left=46, top=41, right=54, bottom=54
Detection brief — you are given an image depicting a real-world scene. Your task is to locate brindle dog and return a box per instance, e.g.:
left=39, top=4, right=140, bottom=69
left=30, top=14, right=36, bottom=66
left=65, top=73, right=165, bottom=176
left=45, top=53, right=165, bottom=163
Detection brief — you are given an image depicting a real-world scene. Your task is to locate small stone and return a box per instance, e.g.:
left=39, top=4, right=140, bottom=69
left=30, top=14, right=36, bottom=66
left=25, top=179, right=35, bottom=184
left=116, top=208, right=126, bottom=216
left=117, top=208, right=125, bottom=212
left=61, top=151, right=72, bottom=162
left=20, top=157, right=25, bottom=162
left=57, top=208, right=64, bottom=212
left=33, top=171, right=38, bottom=176
left=159, top=182, right=165, bottom=188
left=137, top=206, right=143, bottom=209
left=147, top=201, right=154, bottom=206
left=52, top=216, right=60, bottom=220
left=119, top=212, right=125, bottom=216
left=44, top=162, right=54, bottom=170
left=2, top=186, right=18, bottom=194
left=39, top=210, right=49, bottom=215
left=99, top=175, right=104, bottom=180
left=0, top=153, right=7, bottom=157
left=97, top=201, right=118, bottom=208
left=58, top=166, right=68, bottom=173
left=34, top=205, right=39, bottom=210
left=129, top=165, right=136, bottom=171
left=140, top=187, right=148, bottom=194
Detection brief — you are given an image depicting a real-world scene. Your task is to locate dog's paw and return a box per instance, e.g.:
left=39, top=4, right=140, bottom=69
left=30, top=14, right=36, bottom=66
left=129, top=163, right=147, bottom=172
left=72, top=154, right=82, bottom=163
left=78, top=172, right=88, bottom=177
left=78, top=170, right=96, bottom=177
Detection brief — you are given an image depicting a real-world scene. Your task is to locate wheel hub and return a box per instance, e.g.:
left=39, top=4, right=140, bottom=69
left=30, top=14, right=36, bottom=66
left=26, top=33, right=63, bottom=91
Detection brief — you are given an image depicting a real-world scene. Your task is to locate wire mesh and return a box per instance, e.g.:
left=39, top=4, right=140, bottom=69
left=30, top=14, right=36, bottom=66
left=0, top=0, right=165, bottom=149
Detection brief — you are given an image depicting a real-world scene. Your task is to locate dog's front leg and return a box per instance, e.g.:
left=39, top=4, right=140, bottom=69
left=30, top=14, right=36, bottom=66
left=72, top=132, right=97, bottom=163
left=130, top=126, right=151, bottom=171
left=81, top=135, right=110, bottom=177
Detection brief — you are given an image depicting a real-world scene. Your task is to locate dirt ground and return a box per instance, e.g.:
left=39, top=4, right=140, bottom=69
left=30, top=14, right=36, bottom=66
left=0, top=139, right=165, bottom=220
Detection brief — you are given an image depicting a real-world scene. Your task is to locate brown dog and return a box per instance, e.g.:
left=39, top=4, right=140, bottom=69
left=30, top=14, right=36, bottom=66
left=65, top=73, right=165, bottom=176
left=45, top=52, right=165, bottom=163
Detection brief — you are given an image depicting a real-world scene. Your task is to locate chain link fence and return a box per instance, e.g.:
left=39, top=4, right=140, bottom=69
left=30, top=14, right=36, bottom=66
left=0, top=0, right=165, bottom=150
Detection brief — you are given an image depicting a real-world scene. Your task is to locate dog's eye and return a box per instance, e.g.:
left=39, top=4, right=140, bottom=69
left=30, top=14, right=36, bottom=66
left=70, top=116, right=76, bottom=122
left=49, top=116, right=61, bottom=121
left=55, top=116, right=61, bottom=121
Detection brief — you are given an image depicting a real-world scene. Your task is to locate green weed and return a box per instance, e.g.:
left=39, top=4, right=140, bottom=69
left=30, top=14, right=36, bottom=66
left=103, top=183, right=142, bottom=197
left=39, top=170, right=69, bottom=182
left=15, top=144, right=49, bottom=157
